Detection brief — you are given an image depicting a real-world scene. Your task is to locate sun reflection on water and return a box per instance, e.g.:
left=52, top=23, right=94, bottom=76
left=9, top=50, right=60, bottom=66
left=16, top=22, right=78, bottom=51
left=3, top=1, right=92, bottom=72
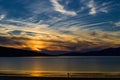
left=30, top=73, right=42, bottom=77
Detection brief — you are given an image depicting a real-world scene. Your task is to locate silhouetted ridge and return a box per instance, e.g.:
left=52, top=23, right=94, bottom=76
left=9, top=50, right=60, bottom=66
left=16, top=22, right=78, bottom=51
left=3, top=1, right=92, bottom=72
left=0, top=46, right=48, bottom=57
left=61, top=47, right=120, bottom=56
left=0, top=46, right=120, bottom=56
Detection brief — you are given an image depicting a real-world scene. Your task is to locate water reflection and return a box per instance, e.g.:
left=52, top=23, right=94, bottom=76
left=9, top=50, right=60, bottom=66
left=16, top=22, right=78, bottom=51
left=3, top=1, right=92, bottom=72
left=0, top=56, right=120, bottom=74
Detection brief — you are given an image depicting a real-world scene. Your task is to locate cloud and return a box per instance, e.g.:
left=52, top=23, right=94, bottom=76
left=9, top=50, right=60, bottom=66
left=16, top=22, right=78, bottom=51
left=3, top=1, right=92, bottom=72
left=50, top=0, right=77, bottom=16
left=115, top=21, right=120, bottom=27
left=0, top=36, right=28, bottom=48
left=86, top=0, right=109, bottom=15
left=0, top=14, right=5, bottom=20
left=0, top=0, right=119, bottom=54
left=88, top=0, right=96, bottom=15
left=0, top=19, right=120, bottom=53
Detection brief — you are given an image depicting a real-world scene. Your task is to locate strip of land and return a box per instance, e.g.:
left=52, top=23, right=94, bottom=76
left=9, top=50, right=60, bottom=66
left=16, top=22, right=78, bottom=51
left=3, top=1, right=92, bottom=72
left=0, top=76, right=120, bottom=80
left=0, top=72, right=120, bottom=79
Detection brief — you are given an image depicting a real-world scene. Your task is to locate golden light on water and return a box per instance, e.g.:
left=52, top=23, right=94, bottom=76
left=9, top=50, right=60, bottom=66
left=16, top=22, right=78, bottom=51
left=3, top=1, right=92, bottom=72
left=30, top=72, right=43, bottom=77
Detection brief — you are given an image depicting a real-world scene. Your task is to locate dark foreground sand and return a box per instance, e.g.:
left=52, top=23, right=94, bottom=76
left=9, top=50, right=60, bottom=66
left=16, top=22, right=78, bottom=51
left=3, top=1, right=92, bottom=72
left=0, top=76, right=120, bottom=80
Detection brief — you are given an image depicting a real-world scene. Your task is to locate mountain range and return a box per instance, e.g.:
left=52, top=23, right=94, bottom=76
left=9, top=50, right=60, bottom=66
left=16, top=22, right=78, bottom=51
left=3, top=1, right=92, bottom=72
left=0, top=46, right=120, bottom=57
left=0, top=46, right=48, bottom=57
left=61, top=47, right=120, bottom=56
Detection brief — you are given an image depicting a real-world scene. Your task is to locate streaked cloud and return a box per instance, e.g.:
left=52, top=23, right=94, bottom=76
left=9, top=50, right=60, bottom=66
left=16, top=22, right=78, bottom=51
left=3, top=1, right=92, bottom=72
left=50, top=0, right=77, bottom=16
left=0, top=19, right=120, bottom=53
left=0, top=14, right=5, bottom=20
left=0, top=0, right=119, bottom=54
left=115, top=21, right=120, bottom=27
left=88, top=0, right=96, bottom=15
left=86, top=0, right=109, bottom=15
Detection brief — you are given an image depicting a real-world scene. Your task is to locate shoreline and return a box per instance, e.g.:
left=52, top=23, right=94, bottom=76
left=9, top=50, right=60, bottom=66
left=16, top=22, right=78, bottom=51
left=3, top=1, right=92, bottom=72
left=0, top=72, right=120, bottom=78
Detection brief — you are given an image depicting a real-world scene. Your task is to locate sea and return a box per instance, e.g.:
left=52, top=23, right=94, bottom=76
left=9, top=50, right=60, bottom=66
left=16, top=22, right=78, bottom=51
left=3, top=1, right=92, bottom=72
left=0, top=56, right=120, bottom=77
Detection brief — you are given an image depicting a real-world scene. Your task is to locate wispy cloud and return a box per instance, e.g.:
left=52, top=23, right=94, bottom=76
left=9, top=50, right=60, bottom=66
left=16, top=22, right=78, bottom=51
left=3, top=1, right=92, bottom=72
left=0, top=0, right=119, bottom=53
left=86, top=0, right=109, bottom=15
left=115, top=21, right=120, bottom=27
left=88, top=0, right=96, bottom=15
left=50, top=0, right=77, bottom=16
left=0, top=19, right=120, bottom=53
left=0, top=14, right=5, bottom=20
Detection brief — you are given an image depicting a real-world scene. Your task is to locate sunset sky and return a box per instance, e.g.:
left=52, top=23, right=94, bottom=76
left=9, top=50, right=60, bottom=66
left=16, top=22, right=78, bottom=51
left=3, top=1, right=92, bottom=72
left=0, top=0, right=120, bottom=53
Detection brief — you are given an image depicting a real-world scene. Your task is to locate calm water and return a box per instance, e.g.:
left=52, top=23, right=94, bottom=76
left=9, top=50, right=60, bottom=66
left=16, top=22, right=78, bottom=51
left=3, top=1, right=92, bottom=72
left=0, top=56, right=120, bottom=75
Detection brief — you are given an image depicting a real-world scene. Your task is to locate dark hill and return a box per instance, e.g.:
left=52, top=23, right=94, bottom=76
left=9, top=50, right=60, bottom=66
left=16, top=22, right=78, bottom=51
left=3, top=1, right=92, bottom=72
left=61, top=47, right=120, bottom=56
left=0, top=46, right=120, bottom=56
left=0, top=46, right=49, bottom=57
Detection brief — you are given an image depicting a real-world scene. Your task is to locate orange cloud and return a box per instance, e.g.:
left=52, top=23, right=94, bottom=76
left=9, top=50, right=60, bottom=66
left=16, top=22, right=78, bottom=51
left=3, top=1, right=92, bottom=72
left=0, top=21, right=120, bottom=53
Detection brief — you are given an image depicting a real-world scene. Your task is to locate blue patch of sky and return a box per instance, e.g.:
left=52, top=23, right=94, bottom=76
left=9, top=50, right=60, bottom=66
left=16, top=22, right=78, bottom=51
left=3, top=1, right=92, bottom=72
left=8, top=30, right=22, bottom=35
left=0, top=0, right=31, bottom=19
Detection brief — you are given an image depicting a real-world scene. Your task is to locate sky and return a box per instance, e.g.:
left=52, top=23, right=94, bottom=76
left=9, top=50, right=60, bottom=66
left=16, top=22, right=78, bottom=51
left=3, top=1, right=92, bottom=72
left=0, top=0, right=120, bottom=54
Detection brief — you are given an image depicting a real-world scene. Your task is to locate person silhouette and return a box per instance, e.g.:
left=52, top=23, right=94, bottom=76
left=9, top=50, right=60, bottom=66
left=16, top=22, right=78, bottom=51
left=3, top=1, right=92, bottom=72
left=67, top=73, right=70, bottom=78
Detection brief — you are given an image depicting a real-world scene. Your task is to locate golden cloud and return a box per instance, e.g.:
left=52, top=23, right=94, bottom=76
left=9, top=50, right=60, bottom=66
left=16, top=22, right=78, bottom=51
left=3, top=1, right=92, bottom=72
left=0, top=20, right=120, bottom=53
